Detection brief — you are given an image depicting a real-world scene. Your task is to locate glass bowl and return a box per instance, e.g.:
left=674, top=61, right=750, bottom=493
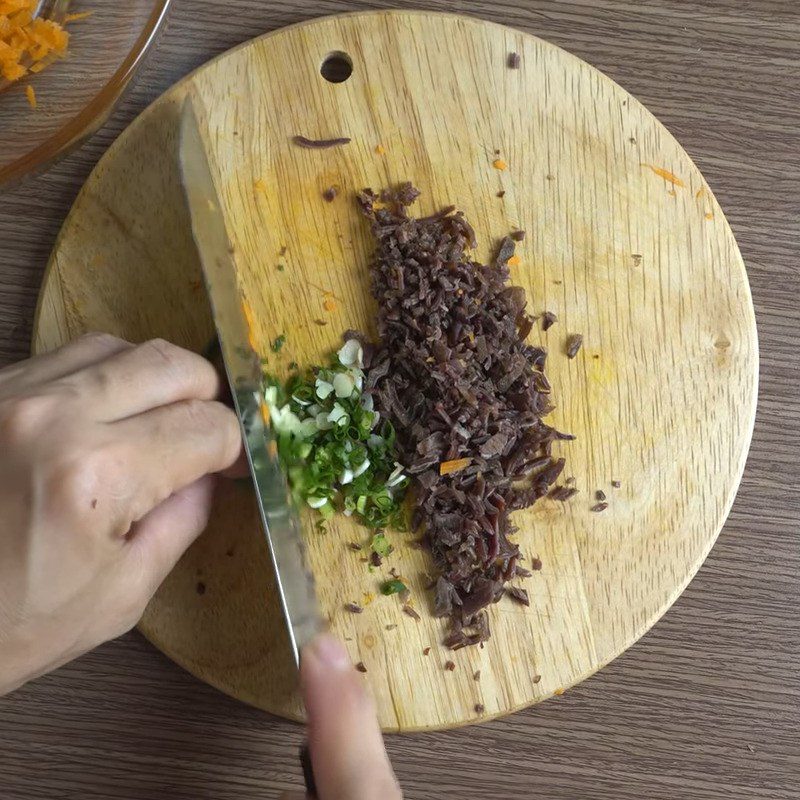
left=0, top=0, right=172, bottom=189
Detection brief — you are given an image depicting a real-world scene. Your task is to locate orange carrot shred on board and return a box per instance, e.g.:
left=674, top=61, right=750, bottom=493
left=507, top=255, right=520, bottom=266
left=439, top=457, right=471, bottom=476
left=323, top=295, right=337, bottom=312
left=641, top=163, right=685, bottom=187
left=374, top=144, right=385, bottom=155
left=492, top=158, right=508, bottom=171
left=24, top=81, right=34, bottom=108
left=65, top=11, right=93, bottom=22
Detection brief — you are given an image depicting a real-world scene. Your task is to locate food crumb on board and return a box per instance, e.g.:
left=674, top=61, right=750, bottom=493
left=510, top=230, right=526, bottom=242
left=25, top=84, right=36, bottom=109
left=641, top=163, right=685, bottom=187
left=541, top=310, right=558, bottom=330
left=348, top=542, right=362, bottom=551
left=507, top=254, right=520, bottom=267
left=530, top=557, right=542, bottom=571
left=423, top=647, right=431, bottom=656
left=375, top=144, right=385, bottom=155
left=271, top=334, right=286, bottom=353
left=344, top=602, right=363, bottom=614
left=473, top=670, right=481, bottom=682
left=611, top=480, right=622, bottom=488
left=554, top=687, right=565, bottom=696
left=313, top=318, right=328, bottom=326
left=322, top=186, right=338, bottom=202
left=292, top=134, right=351, bottom=149
left=474, top=703, right=485, bottom=713
left=496, top=190, right=506, bottom=198
left=385, top=624, right=397, bottom=631
left=566, top=334, right=584, bottom=359
left=492, top=158, right=508, bottom=171
left=506, top=586, right=530, bottom=606
left=402, top=604, right=421, bottom=621
left=591, top=502, right=609, bottom=513
left=549, top=485, right=578, bottom=501
left=532, top=674, right=542, bottom=684
left=444, top=660, right=456, bottom=671
left=323, top=295, right=337, bottom=312
left=595, top=489, right=606, bottom=502
left=632, top=253, right=643, bottom=266
left=355, top=661, right=368, bottom=673
left=507, top=51, right=521, bottom=69
left=196, top=582, right=206, bottom=596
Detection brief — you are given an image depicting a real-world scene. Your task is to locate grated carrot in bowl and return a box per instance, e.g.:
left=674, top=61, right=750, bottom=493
left=0, top=0, right=70, bottom=85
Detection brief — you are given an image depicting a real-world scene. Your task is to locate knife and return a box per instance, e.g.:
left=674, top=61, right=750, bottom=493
left=178, top=96, right=323, bottom=797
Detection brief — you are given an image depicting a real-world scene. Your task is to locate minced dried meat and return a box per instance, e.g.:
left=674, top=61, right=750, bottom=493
left=355, top=184, right=573, bottom=648
left=566, top=334, right=583, bottom=359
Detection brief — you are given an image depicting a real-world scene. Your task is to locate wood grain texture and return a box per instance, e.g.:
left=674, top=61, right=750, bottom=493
left=31, top=10, right=757, bottom=731
left=1, top=0, right=798, bottom=796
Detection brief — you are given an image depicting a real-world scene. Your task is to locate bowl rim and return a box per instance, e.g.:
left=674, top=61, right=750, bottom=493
left=0, top=0, right=173, bottom=190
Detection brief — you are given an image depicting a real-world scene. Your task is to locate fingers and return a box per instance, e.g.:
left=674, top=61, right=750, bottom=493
left=125, top=475, right=217, bottom=599
left=113, top=399, right=242, bottom=520
left=68, top=338, right=223, bottom=421
left=301, top=635, right=402, bottom=800
left=0, top=333, right=132, bottom=398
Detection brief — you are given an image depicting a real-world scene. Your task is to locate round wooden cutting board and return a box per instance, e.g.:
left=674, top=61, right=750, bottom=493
left=33, top=11, right=757, bottom=731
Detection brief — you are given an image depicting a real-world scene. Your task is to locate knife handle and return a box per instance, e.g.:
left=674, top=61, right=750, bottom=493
left=300, top=741, right=317, bottom=798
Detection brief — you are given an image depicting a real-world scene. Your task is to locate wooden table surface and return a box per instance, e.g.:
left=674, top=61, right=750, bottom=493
left=0, top=2, right=797, bottom=798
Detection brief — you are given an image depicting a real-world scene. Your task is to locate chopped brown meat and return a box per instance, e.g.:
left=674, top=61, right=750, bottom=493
left=356, top=185, right=573, bottom=648
left=566, top=334, right=584, bottom=359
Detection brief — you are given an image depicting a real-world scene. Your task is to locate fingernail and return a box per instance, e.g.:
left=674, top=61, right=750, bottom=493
left=307, top=633, right=352, bottom=672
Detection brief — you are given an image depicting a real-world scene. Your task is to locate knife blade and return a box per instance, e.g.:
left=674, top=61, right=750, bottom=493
left=178, top=97, right=324, bottom=668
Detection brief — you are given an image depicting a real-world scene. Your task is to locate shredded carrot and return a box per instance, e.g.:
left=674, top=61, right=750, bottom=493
left=65, top=11, right=93, bottom=22
left=695, top=187, right=706, bottom=199
left=705, top=212, right=714, bottom=220
left=24, top=81, right=35, bottom=108
left=507, top=255, right=520, bottom=266
left=323, top=295, right=337, bottom=312
left=492, top=158, right=508, bottom=171
left=374, top=144, right=385, bottom=155
left=554, top=687, right=565, bottom=696
left=641, top=163, right=685, bottom=187
left=439, top=457, right=471, bottom=476
left=0, top=0, right=69, bottom=86
left=241, top=300, right=258, bottom=351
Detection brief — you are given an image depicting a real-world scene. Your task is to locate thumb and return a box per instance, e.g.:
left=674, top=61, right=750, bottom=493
left=301, top=634, right=402, bottom=800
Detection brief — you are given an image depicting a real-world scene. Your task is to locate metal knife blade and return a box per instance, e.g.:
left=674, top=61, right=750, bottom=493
left=178, top=96, right=323, bottom=667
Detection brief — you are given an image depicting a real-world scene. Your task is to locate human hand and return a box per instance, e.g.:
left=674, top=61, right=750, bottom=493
left=284, top=634, right=402, bottom=800
left=0, top=334, right=241, bottom=695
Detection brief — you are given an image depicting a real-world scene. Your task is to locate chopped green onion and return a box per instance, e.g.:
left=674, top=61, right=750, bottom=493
left=271, top=334, right=286, bottom=352
left=261, top=342, right=408, bottom=536
left=380, top=579, right=407, bottom=596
